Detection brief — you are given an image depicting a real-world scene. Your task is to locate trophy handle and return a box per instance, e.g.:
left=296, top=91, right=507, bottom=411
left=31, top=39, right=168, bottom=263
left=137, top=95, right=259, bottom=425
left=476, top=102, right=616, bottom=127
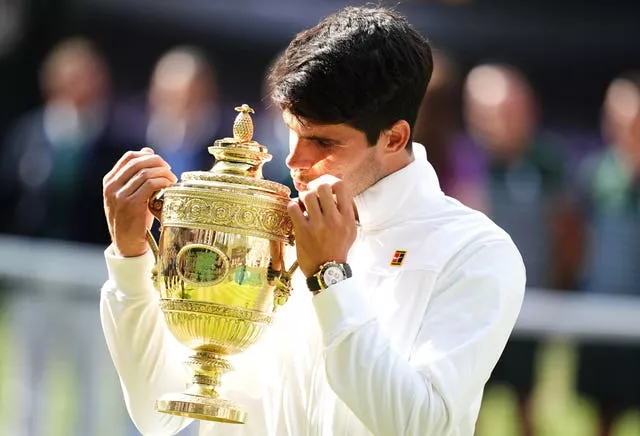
left=272, top=260, right=298, bottom=308
left=146, top=190, right=165, bottom=260
left=145, top=230, right=160, bottom=264
left=267, top=239, right=297, bottom=307
left=146, top=191, right=164, bottom=290
left=148, top=190, right=164, bottom=223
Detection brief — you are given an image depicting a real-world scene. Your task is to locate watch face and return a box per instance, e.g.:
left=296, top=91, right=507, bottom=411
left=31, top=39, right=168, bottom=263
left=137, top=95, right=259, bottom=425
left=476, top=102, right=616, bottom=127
left=322, top=265, right=345, bottom=286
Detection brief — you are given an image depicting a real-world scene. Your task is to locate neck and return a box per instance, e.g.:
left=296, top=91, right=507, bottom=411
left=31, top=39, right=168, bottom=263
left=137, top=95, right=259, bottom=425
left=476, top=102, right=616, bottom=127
left=383, top=149, right=415, bottom=177
left=354, top=149, right=414, bottom=222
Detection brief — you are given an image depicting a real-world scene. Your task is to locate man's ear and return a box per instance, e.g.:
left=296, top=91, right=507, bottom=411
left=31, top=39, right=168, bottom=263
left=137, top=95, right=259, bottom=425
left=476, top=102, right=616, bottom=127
left=382, top=120, right=411, bottom=154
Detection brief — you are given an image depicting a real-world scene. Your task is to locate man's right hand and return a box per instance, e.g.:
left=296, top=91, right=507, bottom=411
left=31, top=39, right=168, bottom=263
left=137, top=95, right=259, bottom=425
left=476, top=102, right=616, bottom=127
left=103, top=147, right=177, bottom=257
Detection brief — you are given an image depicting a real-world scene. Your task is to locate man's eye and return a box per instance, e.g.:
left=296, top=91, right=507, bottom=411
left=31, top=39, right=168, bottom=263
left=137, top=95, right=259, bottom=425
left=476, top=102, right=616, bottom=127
left=316, top=139, right=333, bottom=147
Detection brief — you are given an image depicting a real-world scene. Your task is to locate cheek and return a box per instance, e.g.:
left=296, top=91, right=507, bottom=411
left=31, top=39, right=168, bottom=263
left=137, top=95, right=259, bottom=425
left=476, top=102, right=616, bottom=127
left=309, top=155, right=344, bottom=179
left=332, top=150, right=374, bottom=182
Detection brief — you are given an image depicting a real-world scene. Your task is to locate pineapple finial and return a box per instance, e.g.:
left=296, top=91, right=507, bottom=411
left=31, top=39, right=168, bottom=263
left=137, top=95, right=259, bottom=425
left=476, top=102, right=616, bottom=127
left=233, top=104, right=255, bottom=142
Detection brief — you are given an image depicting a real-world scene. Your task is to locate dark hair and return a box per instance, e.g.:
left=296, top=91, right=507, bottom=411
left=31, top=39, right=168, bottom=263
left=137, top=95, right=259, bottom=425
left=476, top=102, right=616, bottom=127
left=268, top=6, right=433, bottom=149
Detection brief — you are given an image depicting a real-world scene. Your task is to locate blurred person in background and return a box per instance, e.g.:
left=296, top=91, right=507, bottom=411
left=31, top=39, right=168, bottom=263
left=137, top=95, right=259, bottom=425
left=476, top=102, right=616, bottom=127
left=413, top=48, right=462, bottom=195
left=0, top=37, right=126, bottom=436
left=462, top=63, right=576, bottom=436
left=574, top=72, right=640, bottom=436
left=115, top=45, right=224, bottom=178
left=0, top=37, right=120, bottom=244
left=255, top=49, right=295, bottom=193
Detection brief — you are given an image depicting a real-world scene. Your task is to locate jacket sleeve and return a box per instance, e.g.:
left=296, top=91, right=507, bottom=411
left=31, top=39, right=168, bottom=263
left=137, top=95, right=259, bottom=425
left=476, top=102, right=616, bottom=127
left=313, top=240, right=526, bottom=435
left=100, top=246, right=193, bottom=436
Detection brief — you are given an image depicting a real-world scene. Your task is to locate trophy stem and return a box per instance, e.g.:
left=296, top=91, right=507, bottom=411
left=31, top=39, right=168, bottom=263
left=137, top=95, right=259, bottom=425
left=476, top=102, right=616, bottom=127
left=155, top=350, right=247, bottom=424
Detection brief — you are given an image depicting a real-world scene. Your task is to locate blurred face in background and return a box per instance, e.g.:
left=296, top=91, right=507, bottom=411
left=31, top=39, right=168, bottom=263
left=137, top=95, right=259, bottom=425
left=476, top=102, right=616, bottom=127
left=413, top=50, right=459, bottom=151
left=148, top=48, right=217, bottom=124
left=464, top=64, right=538, bottom=162
left=40, top=38, right=110, bottom=109
left=602, top=77, right=640, bottom=170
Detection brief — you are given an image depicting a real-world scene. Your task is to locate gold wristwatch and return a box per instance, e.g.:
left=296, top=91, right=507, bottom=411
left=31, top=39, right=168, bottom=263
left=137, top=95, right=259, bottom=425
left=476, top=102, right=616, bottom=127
left=306, top=261, right=352, bottom=293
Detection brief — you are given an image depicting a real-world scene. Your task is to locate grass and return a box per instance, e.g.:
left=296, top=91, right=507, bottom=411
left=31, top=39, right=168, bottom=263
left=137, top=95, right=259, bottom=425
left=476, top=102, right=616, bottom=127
left=477, top=340, right=640, bottom=436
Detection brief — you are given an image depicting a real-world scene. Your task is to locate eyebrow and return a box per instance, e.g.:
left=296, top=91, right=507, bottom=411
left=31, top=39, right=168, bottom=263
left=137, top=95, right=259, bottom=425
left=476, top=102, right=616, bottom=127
left=299, top=134, right=338, bottom=144
left=283, top=120, right=339, bottom=144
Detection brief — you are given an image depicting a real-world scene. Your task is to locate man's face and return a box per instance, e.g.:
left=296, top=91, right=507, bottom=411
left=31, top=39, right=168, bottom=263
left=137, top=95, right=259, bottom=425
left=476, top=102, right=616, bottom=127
left=48, top=54, right=109, bottom=108
left=283, top=110, right=384, bottom=196
left=603, top=79, right=640, bottom=163
left=464, top=66, right=535, bottom=159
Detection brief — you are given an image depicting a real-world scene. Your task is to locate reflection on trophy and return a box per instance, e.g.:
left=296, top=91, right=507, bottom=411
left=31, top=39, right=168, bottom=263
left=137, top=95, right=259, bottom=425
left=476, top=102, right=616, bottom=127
left=146, top=104, right=297, bottom=424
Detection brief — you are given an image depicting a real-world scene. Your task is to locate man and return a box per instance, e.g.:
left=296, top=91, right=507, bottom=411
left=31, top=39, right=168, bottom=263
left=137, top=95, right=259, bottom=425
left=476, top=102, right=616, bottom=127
left=0, top=37, right=120, bottom=244
left=0, top=37, right=124, bottom=436
left=115, top=45, right=224, bottom=178
left=460, top=64, right=573, bottom=436
left=412, top=48, right=462, bottom=195
left=254, top=49, right=295, bottom=193
left=101, top=7, right=525, bottom=436
left=574, top=73, right=640, bottom=436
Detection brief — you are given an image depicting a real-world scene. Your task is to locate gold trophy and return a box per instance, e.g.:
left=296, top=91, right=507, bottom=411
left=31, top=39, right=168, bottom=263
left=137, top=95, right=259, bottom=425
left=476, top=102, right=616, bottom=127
left=146, top=104, right=297, bottom=424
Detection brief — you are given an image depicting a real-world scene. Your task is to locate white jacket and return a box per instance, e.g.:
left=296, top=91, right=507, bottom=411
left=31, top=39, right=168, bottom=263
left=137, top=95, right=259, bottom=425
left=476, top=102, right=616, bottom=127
left=100, top=145, right=526, bottom=436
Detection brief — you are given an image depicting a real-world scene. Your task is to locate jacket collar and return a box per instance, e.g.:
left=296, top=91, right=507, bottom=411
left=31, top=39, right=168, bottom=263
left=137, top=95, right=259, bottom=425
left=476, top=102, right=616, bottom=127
left=354, top=143, right=442, bottom=232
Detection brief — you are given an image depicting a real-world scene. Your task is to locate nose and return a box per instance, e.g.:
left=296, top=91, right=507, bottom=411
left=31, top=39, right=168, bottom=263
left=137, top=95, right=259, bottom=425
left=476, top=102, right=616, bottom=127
left=285, top=131, right=315, bottom=170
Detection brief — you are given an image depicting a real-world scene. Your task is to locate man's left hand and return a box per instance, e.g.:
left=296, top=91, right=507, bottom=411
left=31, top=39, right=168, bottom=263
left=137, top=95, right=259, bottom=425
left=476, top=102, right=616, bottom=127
left=287, top=175, right=357, bottom=277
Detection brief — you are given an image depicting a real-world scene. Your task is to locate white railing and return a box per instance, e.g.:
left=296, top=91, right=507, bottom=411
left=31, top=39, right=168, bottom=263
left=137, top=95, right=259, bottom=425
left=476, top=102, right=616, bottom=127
left=1, top=234, right=639, bottom=344
left=0, top=235, right=200, bottom=436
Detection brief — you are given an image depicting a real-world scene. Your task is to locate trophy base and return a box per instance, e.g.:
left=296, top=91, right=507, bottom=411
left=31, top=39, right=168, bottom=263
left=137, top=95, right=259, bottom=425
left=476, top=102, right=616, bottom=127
left=156, top=393, right=247, bottom=424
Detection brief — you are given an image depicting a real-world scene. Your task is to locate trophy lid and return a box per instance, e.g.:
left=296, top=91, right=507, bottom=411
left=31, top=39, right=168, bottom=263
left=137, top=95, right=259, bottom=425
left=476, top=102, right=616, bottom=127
left=157, top=104, right=293, bottom=244
left=179, top=104, right=290, bottom=198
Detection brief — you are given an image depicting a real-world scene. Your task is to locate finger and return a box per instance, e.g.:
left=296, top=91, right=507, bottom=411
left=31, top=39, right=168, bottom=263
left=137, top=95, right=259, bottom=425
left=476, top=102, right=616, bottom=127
left=300, top=190, right=323, bottom=222
left=291, top=197, right=306, bottom=215
left=332, top=179, right=355, bottom=219
left=106, top=154, right=171, bottom=194
left=103, top=148, right=154, bottom=185
left=128, top=176, right=177, bottom=203
left=307, top=174, right=341, bottom=191
left=117, top=167, right=177, bottom=199
left=316, top=183, right=339, bottom=218
left=287, top=200, right=308, bottom=229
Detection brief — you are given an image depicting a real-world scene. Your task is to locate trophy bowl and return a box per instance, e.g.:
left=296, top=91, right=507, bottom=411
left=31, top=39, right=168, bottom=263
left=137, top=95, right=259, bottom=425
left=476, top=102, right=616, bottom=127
left=145, top=105, right=296, bottom=424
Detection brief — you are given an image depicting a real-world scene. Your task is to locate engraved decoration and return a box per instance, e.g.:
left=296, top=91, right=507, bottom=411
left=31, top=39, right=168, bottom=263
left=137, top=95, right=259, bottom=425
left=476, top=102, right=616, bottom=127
left=162, top=191, right=293, bottom=243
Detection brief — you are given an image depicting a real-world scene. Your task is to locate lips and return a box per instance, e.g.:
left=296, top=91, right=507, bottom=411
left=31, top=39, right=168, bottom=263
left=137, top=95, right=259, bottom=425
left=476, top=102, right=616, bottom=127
left=291, top=173, right=309, bottom=192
